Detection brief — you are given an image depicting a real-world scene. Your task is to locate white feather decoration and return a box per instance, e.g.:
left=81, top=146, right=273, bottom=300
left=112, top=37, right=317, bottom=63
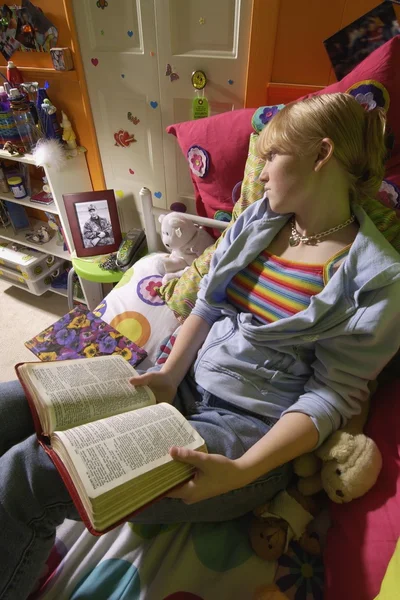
left=33, top=139, right=67, bottom=171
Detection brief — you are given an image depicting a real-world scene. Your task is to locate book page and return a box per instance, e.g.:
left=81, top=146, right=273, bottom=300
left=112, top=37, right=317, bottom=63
left=52, top=403, right=206, bottom=498
left=22, top=356, right=155, bottom=433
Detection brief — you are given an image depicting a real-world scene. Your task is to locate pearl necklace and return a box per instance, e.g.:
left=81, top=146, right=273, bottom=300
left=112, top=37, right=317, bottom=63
left=288, top=215, right=355, bottom=247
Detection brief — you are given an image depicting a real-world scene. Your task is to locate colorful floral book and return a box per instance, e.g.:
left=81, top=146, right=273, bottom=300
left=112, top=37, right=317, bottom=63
left=25, top=305, right=147, bottom=367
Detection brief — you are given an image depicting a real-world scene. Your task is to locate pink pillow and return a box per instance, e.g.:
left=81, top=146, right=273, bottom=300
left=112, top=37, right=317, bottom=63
left=324, top=379, right=400, bottom=600
left=300, top=35, right=400, bottom=171
left=166, top=109, right=254, bottom=226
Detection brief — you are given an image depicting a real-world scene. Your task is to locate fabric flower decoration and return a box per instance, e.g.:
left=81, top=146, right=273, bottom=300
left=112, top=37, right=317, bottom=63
left=187, top=145, right=210, bottom=178
left=260, top=105, right=279, bottom=124
left=377, top=179, right=400, bottom=210
left=137, top=275, right=165, bottom=305
left=251, top=104, right=285, bottom=132
left=347, top=80, right=389, bottom=112
left=354, top=92, right=377, bottom=111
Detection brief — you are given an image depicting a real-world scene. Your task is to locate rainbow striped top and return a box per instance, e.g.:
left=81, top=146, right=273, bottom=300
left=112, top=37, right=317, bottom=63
left=226, top=246, right=351, bottom=324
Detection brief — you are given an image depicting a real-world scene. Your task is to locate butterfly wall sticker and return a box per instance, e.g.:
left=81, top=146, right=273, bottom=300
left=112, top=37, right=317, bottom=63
left=165, top=64, right=179, bottom=82
left=127, top=112, right=140, bottom=125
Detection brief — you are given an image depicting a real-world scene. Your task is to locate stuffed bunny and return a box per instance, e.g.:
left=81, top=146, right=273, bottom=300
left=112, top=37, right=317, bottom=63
left=157, top=212, right=214, bottom=285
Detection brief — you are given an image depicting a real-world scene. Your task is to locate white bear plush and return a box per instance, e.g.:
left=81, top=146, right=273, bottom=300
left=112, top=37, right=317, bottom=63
left=157, top=212, right=214, bottom=285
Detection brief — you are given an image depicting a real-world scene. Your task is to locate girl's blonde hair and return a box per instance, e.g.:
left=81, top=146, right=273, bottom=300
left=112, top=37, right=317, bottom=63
left=257, top=92, right=387, bottom=202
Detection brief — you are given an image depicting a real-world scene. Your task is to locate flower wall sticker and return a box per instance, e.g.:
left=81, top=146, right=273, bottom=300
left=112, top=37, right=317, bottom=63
left=114, top=130, right=136, bottom=147
left=187, top=145, right=210, bottom=178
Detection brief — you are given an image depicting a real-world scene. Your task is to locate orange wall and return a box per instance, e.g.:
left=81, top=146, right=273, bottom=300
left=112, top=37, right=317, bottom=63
left=246, top=0, right=400, bottom=107
left=0, top=0, right=105, bottom=190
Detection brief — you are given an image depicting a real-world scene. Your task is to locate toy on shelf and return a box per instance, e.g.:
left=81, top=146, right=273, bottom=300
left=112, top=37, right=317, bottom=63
left=50, top=47, right=74, bottom=71
left=33, top=138, right=67, bottom=171
left=36, top=88, right=62, bottom=141
left=25, top=224, right=52, bottom=245
left=30, top=176, right=54, bottom=206
left=61, top=111, right=86, bottom=158
left=156, top=212, right=214, bottom=285
left=3, top=140, right=25, bottom=155
left=61, top=111, right=77, bottom=155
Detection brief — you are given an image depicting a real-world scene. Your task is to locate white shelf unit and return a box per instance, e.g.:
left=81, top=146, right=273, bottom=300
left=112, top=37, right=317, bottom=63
left=0, top=151, right=103, bottom=309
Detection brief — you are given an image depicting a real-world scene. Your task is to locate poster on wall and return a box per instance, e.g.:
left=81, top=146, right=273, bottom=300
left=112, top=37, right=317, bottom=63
left=324, top=1, right=400, bottom=81
left=0, top=1, right=58, bottom=60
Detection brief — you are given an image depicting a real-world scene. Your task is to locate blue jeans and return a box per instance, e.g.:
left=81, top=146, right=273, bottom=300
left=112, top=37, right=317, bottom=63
left=0, top=378, right=291, bottom=600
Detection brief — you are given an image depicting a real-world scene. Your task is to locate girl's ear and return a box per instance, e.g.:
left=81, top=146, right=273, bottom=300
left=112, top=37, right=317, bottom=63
left=315, top=138, right=334, bottom=172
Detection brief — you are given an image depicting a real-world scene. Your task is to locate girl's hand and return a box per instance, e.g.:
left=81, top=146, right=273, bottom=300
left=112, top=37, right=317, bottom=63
left=129, top=371, right=177, bottom=404
left=165, top=447, right=247, bottom=504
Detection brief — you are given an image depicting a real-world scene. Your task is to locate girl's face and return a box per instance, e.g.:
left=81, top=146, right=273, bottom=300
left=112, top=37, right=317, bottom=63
left=259, top=151, right=318, bottom=214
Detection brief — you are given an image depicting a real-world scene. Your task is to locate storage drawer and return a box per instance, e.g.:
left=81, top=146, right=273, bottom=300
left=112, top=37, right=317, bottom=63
left=0, top=257, right=67, bottom=295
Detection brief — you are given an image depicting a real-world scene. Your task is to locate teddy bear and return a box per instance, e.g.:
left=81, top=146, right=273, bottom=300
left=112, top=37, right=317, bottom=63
left=249, top=399, right=383, bottom=562
left=292, top=396, right=382, bottom=503
left=157, top=212, right=214, bottom=285
left=249, top=485, right=325, bottom=562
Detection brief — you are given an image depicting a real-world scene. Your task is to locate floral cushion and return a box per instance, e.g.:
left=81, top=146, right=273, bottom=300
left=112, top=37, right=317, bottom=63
left=95, top=253, right=179, bottom=367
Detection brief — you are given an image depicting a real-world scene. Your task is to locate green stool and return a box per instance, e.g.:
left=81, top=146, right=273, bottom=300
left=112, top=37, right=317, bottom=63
left=67, top=255, right=123, bottom=310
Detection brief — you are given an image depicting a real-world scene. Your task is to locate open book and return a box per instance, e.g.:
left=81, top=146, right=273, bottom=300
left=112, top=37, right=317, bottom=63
left=16, top=355, right=207, bottom=535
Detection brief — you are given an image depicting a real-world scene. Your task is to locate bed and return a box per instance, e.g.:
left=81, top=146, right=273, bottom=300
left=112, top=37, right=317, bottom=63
left=29, top=188, right=327, bottom=600
left=30, top=27, right=400, bottom=600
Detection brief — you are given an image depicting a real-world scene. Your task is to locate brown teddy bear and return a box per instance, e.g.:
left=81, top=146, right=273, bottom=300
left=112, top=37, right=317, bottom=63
left=249, top=485, right=325, bottom=562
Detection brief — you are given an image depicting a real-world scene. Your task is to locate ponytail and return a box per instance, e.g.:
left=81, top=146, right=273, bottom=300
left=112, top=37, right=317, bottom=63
left=354, top=107, right=387, bottom=205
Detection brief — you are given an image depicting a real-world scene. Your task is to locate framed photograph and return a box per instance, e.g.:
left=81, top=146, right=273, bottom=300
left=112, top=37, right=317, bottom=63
left=324, top=2, right=400, bottom=81
left=63, top=190, right=122, bottom=258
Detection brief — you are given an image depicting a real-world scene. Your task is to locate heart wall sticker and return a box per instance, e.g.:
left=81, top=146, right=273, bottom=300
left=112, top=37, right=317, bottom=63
left=91, top=58, right=99, bottom=66
left=129, top=169, right=135, bottom=174
left=154, top=191, right=162, bottom=199
left=150, top=101, right=158, bottom=109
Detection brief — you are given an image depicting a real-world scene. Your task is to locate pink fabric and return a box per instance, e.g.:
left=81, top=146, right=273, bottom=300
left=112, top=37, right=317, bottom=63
left=324, top=379, right=400, bottom=600
left=166, top=109, right=254, bottom=229
left=300, top=35, right=400, bottom=173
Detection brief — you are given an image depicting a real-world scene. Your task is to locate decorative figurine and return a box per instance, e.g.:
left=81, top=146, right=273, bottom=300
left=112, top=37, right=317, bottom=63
left=60, top=111, right=86, bottom=157
left=3, top=141, right=25, bottom=155
left=25, top=225, right=51, bottom=244
left=41, top=98, right=57, bottom=115
left=61, top=111, right=77, bottom=156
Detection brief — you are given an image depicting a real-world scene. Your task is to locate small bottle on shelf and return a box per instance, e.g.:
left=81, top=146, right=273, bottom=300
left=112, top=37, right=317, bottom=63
left=6, top=61, right=24, bottom=88
left=0, top=164, right=10, bottom=194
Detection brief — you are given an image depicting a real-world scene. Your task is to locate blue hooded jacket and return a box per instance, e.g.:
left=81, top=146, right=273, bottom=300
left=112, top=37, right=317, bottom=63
left=191, top=197, right=400, bottom=446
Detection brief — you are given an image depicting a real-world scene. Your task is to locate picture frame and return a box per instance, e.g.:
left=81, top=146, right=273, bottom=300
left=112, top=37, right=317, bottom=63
left=324, top=2, right=400, bottom=81
left=63, top=190, right=122, bottom=258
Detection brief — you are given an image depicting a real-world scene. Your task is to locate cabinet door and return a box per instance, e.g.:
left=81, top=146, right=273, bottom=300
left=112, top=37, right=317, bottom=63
left=73, top=0, right=165, bottom=232
left=72, top=0, right=251, bottom=229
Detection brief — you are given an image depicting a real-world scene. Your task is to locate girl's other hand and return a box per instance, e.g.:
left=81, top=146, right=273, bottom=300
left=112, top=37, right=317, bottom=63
left=129, top=371, right=178, bottom=404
